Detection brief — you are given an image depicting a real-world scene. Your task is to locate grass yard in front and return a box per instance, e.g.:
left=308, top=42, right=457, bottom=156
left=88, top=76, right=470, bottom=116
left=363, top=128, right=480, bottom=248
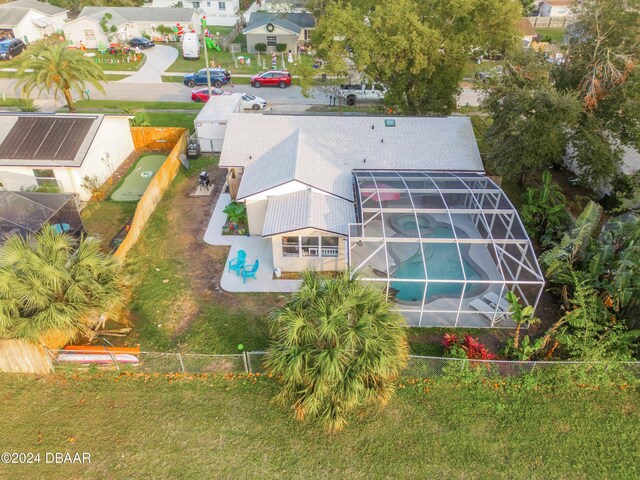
left=72, top=100, right=203, bottom=111
left=0, top=373, right=637, bottom=479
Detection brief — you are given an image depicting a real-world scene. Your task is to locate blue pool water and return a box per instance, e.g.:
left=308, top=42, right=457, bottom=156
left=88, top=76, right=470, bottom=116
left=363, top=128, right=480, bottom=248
left=390, top=227, right=482, bottom=302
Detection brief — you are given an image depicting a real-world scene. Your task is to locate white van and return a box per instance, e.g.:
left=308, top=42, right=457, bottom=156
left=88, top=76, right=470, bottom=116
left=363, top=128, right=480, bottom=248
left=182, top=33, right=200, bottom=59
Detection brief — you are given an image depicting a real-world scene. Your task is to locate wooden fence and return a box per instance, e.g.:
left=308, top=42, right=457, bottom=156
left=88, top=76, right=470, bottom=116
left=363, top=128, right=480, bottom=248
left=527, top=16, right=572, bottom=29
left=0, top=340, right=52, bottom=374
left=114, top=128, right=188, bottom=260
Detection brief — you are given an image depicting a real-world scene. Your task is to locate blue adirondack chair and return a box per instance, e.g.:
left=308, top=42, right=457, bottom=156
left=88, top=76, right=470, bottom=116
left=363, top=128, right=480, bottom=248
left=228, top=250, right=247, bottom=276
left=241, top=259, right=259, bottom=283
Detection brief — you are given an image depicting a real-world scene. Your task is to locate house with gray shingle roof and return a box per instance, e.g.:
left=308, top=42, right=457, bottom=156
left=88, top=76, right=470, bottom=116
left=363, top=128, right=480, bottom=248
left=0, top=0, right=68, bottom=43
left=219, top=114, right=485, bottom=273
left=243, top=11, right=315, bottom=53
left=62, top=6, right=199, bottom=49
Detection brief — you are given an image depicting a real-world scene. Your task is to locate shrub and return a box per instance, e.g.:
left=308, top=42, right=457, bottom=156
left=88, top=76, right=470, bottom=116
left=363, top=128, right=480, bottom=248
left=442, top=333, right=497, bottom=360
left=275, top=43, right=287, bottom=52
left=81, top=174, right=106, bottom=200
left=254, top=43, right=267, bottom=53
left=223, top=201, right=247, bottom=224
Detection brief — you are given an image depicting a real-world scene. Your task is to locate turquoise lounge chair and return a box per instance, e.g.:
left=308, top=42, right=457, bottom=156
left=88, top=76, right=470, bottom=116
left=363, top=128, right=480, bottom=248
left=228, top=250, right=246, bottom=276
left=241, top=259, right=259, bottom=283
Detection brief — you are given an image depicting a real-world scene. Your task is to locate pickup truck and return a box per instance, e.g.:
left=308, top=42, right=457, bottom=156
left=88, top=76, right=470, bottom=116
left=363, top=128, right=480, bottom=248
left=337, top=83, right=386, bottom=106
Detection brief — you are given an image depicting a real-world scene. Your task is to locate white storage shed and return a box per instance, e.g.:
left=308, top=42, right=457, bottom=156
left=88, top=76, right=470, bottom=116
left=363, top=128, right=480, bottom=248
left=194, top=94, right=242, bottom=153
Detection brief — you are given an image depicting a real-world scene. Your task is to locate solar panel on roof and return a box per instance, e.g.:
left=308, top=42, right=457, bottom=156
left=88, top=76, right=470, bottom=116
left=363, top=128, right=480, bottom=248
left=0, top=117, right=94, bottom=162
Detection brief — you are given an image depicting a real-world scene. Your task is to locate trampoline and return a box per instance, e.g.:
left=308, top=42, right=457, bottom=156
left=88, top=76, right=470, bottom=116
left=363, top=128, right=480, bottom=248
left=111, top=154, right=166, bottom=202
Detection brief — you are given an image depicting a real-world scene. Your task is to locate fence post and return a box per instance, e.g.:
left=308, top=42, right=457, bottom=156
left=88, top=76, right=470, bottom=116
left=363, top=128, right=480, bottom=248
left=243, top=351, right=250, bottom=374
left=107, top=349, right=120, bottom=371
left=177, top=353, right=186, bottom=373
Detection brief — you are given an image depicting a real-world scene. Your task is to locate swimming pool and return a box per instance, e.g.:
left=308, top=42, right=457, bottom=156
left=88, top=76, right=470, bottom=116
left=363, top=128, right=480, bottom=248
left=390, top=227, right=483, bottom=303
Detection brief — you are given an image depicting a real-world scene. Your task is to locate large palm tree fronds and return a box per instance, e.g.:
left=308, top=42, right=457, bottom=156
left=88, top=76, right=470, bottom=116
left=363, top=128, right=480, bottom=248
left=17, top=44, right=106, bottom=112
left=264, top=271, right=408, bottom=432
left=0, top=226, right=125, bottom=347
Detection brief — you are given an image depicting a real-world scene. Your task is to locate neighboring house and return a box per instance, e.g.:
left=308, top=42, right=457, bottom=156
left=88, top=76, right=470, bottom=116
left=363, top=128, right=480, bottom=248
left=539, top=0, right=574, bottom=16
left=243, top=11, right=315, bottom=53
left=218, top=114, right=545, bottom=327
left=62, top=6, right=199, bottom=49
left=0, top=0, right=68, bottom=43
left=0, top=113, right=134, bottom=201
left=518, top=17, right=537, bottom=48
left=259, top=0, right=309, bottom=13
left=146, top=0, right=240, bottom=27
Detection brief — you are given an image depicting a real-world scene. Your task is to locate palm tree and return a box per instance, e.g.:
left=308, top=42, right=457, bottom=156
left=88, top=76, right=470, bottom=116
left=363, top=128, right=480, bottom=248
left=264, top=271, right=408, bottom=432
left=17, top=44, right=106, bottom=113
left=0, top=226, right=124, bottom=348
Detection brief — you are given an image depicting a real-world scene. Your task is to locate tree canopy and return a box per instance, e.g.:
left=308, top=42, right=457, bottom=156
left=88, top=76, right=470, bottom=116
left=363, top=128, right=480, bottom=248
left=311, top=0, right=522, bottom=114
left=18, top=44, right=106, bottom=113
left=264, top=271, right=408, bottom=432
left=0, top=226, right=125, bottom=348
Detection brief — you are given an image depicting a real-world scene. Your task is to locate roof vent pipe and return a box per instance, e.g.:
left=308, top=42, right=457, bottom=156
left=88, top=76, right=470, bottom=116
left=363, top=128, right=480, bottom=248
left=371, top=125, right=374, bottom=129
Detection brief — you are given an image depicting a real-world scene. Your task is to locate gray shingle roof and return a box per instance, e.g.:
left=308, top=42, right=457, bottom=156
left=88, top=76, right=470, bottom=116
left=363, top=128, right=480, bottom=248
left=262, top=189, right=355, bottom=236
left=78, top=6, right=196, bottom=23
left=0, top=0, right=68, bottom=21
left=249, top=11, right=316, bottom=29
left=244, top=13, right=301, bottom=34
left=221, top=114, right=484, bottom=201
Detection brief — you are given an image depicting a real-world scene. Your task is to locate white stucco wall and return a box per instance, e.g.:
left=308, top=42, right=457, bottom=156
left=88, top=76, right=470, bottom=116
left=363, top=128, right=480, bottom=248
left=62, top=18, right=109, bottom=49
left=147, top=0, right=240, bottom=25
left=76, top=116, right=134, bottom=198
left=539, top=2, right=572, bottom=16
left=7, top=9, right=67, bottom=43
left=271, top=228, right=347, bottom=272
left=63, top=13, right=202, bottom=48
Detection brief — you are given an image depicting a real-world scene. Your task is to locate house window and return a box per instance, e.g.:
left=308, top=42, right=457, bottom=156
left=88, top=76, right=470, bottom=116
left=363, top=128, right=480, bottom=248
left=207, top=1, right=211, bottom=6
left=282, top=236, right=299, bottom=257
left=192, top=2, right=200, bottom=8
left=33, top=169, right=59, bottom=188
left=84, top=29, right=96, bottom=41
left=218, top=1, right=226, bottom=10
left=266, top=35, right=277, bottom=47
left=281, top=236, right=339, bottom=258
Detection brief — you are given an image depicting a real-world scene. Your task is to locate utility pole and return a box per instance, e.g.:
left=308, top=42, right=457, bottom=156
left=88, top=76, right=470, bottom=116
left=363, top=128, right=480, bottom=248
left=201, top=15, right=212, bottom=96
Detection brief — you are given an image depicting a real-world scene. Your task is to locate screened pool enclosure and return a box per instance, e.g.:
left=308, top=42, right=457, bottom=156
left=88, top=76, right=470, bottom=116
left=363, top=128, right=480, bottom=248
left=349, top=171, right=545, bottom=328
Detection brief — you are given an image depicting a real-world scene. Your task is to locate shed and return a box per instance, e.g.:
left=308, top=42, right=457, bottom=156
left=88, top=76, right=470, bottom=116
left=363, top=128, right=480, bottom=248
left=194, top=95, right=243, bottom=153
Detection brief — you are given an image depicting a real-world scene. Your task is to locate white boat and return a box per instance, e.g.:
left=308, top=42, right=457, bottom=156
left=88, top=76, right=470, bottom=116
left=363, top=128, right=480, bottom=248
left=56, top=353, right=139, bottom=365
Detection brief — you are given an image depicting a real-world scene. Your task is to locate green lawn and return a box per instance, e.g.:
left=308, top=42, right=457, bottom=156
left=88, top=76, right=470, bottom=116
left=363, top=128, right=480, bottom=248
left=143, top=112, right=199, bottom=131
left=535, top=28, right=566, bottom=44
left=462, top=59, right=504, bottom=81
left=72, top=100, right=203, bottom=111
left=82, top=201, right=137, bottom=251
left=0, top=47, right=145, bottom=72
left=165, top=43, right=315, bottom=76
left=0, top=373, right=637, bottom=479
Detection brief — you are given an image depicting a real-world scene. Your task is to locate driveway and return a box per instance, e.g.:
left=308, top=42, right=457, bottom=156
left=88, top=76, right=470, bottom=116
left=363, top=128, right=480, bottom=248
left=119, top=45, right=178, bottom=84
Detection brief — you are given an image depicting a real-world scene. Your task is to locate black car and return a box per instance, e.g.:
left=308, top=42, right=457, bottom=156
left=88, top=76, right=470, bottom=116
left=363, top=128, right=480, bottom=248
left=0, top=38, right=26, bottom=60
left=129, top=37, right=155, bottom=49
left=183, top=68, right=231, bottom=88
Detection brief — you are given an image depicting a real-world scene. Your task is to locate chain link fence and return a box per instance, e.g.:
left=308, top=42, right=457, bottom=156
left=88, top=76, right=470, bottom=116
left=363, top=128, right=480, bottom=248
left=46, top=350, right=640, bottom=380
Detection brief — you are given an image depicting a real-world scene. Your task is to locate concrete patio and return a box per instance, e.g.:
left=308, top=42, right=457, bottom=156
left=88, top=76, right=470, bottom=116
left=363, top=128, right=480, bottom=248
left=204, top=192, right=301, bottom=293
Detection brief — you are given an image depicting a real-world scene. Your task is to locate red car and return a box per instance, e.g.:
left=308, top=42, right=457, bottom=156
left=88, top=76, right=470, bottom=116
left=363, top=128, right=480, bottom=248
left=250, top=70, right=291, bottom=88
left=191, top=87, right=227, bottom=102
